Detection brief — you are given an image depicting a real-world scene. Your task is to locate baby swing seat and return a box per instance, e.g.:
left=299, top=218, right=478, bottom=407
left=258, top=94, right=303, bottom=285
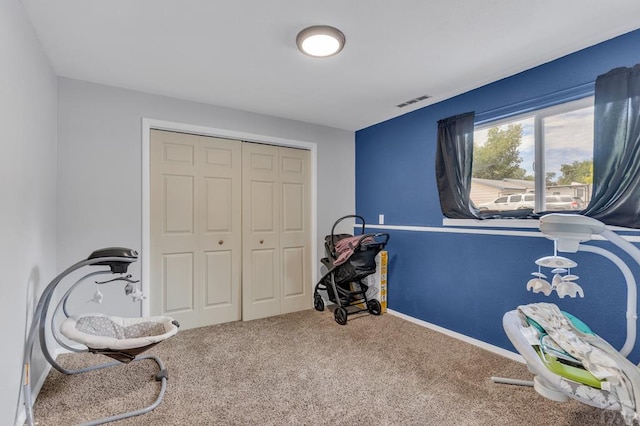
left=20, top=247, right=179, bottom=426
left=499, top=214, right=640, bottom=425
left=60, top=313, right=178, bottom=363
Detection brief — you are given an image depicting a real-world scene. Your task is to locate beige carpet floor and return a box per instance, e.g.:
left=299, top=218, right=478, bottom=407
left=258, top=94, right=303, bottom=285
left=33, top=309, right=625, bottom=425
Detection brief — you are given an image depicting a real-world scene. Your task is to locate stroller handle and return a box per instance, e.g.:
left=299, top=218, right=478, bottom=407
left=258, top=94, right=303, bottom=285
left=328, top=216, right=390, bottom=258
left=331, top=214, right=366, bottom=238
left=330, top=215, right=366, bottom=256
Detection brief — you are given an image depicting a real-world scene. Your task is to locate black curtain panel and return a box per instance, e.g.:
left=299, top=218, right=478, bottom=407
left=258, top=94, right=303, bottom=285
left=435, top=112, right=481, bottom=219
left=583, top=64, right=640, bottom=228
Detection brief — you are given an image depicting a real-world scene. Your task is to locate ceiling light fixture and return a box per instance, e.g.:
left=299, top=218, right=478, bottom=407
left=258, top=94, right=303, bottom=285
left=296, top=25, right=345, bottom=58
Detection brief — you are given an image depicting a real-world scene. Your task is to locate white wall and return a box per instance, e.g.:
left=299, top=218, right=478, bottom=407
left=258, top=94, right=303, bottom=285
left=0, top=1, right=57, bottom=424
left=58, top=78, right=355, bottom=316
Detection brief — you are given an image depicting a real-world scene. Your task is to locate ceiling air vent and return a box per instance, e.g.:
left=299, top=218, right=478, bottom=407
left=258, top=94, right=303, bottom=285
left=396, top=94, right=431, bottom=108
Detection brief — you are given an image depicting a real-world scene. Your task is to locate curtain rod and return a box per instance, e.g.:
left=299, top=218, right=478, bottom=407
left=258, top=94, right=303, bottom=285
left=475, top=81, right=595, bottom=126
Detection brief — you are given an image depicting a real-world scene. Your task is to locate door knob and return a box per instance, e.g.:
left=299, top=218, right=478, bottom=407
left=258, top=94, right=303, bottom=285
left=260, top=239, right=264, bottom=244
left=218, top=240, right=224, bottom=245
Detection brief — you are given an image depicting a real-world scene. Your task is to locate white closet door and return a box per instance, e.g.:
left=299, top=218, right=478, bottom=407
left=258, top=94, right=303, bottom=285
left=151, top=130, right=242, bottom=329
left=242, top=143, right=281, bottom=321
left=198, top=135, right=242, bottom=325
left=279, top=146, right=311, bottom=314
left=152, top=131, right=311, bottom=327
left=242, top=144, right=311, bottom=321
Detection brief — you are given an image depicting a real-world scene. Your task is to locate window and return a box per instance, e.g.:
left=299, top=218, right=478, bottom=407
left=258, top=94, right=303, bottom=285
left=470, top=97, right=594, bottom=215
left=438, top=66, right=640, bottom=227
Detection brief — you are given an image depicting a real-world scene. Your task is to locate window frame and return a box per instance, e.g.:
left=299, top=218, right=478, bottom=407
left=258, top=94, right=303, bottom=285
left=472, top=95, right=594, bottom=215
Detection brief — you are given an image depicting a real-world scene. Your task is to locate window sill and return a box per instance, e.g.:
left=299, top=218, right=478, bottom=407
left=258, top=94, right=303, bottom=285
left=442, top=218, right=540, bottom=229
left=443, top=217, right=640, bottom=238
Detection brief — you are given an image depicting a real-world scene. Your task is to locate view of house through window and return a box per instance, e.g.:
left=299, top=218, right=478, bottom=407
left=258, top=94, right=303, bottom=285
left=471, top=97, right=594, bottom=214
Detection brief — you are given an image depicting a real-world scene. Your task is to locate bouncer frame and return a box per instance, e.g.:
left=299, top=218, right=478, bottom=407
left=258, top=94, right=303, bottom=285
left=20, top=248, right=175, bottom=426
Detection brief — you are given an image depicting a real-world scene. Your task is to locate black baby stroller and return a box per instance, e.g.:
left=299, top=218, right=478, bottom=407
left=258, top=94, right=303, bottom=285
left=313, top=215, right=389, bottom=325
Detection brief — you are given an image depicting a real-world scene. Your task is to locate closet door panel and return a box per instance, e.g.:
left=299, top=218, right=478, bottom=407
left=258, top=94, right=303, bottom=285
left=198, top=136, right=242, bottom=325
left=204, top=250, right=233, bottom=306
left=162, top=252, right=195, bottom=313
left=251, top=181, right=275, bottom=231
left=279, top=147, right=311, bottom=314
left=151, top=130, right=201, bottom=329
left=251, top=249, right=277, bottom=301
left=205, top=177, right=232, bottom=232
left=282, top=183, right=303, bottom=231
left=283, top=247, right=304, bottom=297
left=164, top=175, right=194, bottom=233
left=151, top=130, right=242, bottom=330
left=242, top=143, right=281, bottom=321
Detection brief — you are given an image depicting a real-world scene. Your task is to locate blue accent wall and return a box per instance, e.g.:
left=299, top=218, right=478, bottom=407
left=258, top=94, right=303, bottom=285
left=356, top=29, right=640, bottom=362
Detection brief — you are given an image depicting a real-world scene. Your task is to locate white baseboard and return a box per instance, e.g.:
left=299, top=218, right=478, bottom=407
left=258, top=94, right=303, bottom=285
left=387, top=309, right=525, bottom=363
left=15, top=347, right=70, bottom=426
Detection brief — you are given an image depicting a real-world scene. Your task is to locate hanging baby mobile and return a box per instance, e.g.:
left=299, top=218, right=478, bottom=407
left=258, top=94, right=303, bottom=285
left=526, top=240, right=584, bottom=298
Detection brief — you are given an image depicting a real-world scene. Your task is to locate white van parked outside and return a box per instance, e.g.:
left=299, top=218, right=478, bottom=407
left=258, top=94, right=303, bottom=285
left=477, top=193, right=535, bottom=211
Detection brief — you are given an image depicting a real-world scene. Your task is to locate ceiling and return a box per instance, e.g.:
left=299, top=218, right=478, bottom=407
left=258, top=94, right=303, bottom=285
left=20, top=0, right=640, bottom=131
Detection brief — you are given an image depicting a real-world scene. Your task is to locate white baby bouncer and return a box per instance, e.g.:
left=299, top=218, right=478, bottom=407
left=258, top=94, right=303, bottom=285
left=20, top=247, right=179, bottom=426
left=499, top=214, right=640, bottom=424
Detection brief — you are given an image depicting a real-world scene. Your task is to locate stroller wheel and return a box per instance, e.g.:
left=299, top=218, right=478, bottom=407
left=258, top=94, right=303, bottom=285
left=367, top=299, right=382, bottom=316
left=314, top=294, right=325, bottom=311
left=334, top=307, right=348, bottom=325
